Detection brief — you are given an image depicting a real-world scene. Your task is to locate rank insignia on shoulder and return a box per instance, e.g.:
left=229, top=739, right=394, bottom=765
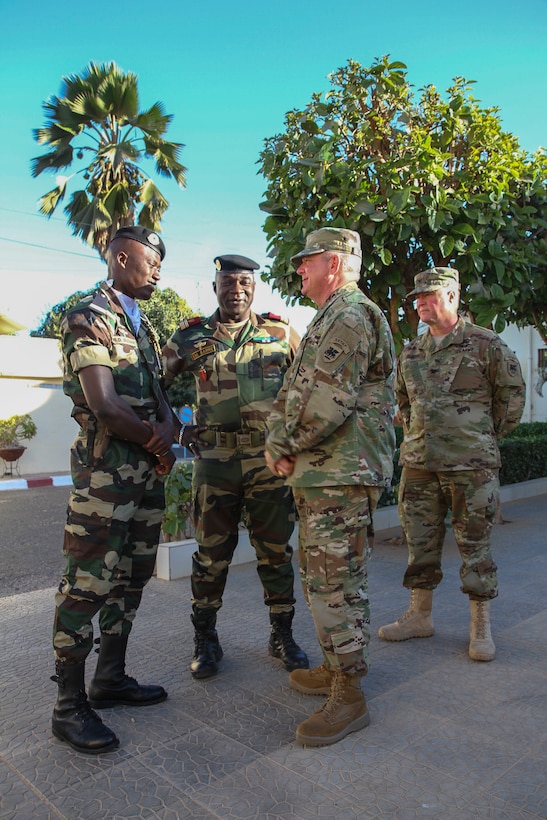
left=89, top=290, right=110, bottom=315
left=179, top=315, right=205, bottom=330
left=262, top=312, right=288, bottom=323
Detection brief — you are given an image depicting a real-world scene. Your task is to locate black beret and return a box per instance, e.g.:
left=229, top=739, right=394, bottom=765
left=214, top=254, right=259, bottom=273
left=112, top=226, right=166, bottom=260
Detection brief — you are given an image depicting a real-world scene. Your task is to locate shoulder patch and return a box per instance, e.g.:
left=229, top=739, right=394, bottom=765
left=262, top=312, right=288, bottom=324
left=322, top=336, right=351, bottom=363
left=179, top=315, right=205, bottom=331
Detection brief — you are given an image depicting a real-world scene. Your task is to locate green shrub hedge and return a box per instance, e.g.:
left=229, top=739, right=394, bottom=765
left=378, top=422, right=547, bottom=508
left=499, top=422, right=547, bottom=485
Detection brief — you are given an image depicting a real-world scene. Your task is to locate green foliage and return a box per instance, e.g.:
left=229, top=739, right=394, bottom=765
left=31, top=61, right=187, bottom=259
left=31, top=286, right=101, bottom=338
left=503, top=421, right=547, bottom=439
left=499, top=421, right=547, bottom=485
left=165, top=373, right=196, bottom=411
left=140, top=287, right=192, bottom=346
left=162, top=460, right=194, bottom=540
left=0, top=414, right=38, bottom=447
left=499, top=437, right=547, bottom=484
left=258, top=56, right=547, bottom=349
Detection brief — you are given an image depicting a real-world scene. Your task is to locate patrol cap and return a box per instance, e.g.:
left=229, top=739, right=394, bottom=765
left=290, top=227, right=362, bottom=266
left=112, top=225, right=166, bottom=260
left=407, top=267, right=460, bottom=298
left=214, top=254, right=259, bottom=274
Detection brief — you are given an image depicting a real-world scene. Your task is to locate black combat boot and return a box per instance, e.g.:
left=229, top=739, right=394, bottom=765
left=51, top=660, right=119, bottom=754
left=269, top=608, right=309, bottom=671
left=88, top=633, right=167, bottom=708
left=190, top=608, right=223, bottom=679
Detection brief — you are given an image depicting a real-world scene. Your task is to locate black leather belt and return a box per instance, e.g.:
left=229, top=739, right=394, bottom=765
left=200, top=429, right=266, bottom=448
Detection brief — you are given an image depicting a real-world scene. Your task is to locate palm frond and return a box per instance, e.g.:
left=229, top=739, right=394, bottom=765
left=37, top=183, right=67, bottom=216
left=103, top=182, right=132, bottom=219
left=134, top=102, right=172, bottom=135
left=30, top=146, right=74, bottom=176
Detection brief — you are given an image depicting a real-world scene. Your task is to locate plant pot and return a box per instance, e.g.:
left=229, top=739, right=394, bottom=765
left=0, top=445, right=26, bottom=463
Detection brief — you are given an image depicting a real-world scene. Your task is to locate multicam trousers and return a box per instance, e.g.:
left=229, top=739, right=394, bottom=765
left=191, top=452, right=296, bottom=612
left=292, top=484, right=381, bottom=676
left=398, top=466, right=499, bottom=600
left=53, top=439, right=165, bottom=662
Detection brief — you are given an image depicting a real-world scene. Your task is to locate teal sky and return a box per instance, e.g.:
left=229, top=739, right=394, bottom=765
left=1, top=0, right=546, bottom=334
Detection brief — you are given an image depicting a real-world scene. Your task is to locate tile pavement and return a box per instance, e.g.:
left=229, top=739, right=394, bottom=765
left=1, top=493, right=546, bottom=819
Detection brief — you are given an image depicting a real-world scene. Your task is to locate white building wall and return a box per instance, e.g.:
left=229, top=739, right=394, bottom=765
left=500, top=324, right=547, bottom=423
left=0, top=378, right=73, bottom=474
left=0, top=336, right=73, bottom=476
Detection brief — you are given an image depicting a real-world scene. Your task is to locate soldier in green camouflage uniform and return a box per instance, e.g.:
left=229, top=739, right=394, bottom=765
left=162, top=254, right=309, bottom=679
left=51, top=226, right=176, bottom=755
left=265, top=228, right=396, bottom=747
left=378, top=267, right=526, bottom=663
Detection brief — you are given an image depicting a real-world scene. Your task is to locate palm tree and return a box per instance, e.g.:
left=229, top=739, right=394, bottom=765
left=31, top=61, right=187, bottom=258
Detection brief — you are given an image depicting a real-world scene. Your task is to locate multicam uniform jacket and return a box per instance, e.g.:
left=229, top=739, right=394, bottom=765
left=266, top=282, right=396, bottom=487
left=162, top=309, right=300, bottom=456
left=61, top=281, right=164, bottom=457
left=396, top=316, right=526, bottom=472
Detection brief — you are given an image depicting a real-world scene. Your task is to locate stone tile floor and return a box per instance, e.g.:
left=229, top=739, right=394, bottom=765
left=1, top=495, right=546, bottom=819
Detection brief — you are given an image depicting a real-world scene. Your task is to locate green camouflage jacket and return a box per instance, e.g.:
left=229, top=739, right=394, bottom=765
left=61, top=282, right=164, bottom=445
left=266, top=282, right=396, bottom=488
left=397, top=316, right=526, bottom=471
left=162, top=309, right=300, bottom=455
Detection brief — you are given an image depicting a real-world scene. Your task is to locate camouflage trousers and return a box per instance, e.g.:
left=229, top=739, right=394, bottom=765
left=293, top=485, right=381, bottom=676
left=191, top=452, right=296, bottom=613
left=398, top=467, right=499, bottom=601
left=53, top=439, right=165, bottom=662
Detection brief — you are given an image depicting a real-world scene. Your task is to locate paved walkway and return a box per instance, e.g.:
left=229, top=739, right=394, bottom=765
left=1, top=493, right=546, bottom=819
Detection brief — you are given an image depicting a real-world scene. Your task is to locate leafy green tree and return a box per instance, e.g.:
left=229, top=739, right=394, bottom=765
left=32, top=286, right=196, bottom=408
left=31, top=61, right=187, bottom=259
left=31, top=288, right=97, bottom=339
left=502, top=180, right=547, bottom=344
left=258, top=57, right=547, bottom=349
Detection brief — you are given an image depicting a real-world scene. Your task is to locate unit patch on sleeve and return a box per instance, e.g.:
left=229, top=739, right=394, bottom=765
left=322, top=337, right=351, bottom=363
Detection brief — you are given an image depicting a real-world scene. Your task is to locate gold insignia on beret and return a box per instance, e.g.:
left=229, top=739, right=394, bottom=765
left=147, top=233, right=160, bottom=246
left=215, top=258, right=222, bottom=271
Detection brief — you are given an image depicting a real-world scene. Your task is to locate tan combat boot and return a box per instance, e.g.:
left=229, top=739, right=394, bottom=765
left=378, top=589, right=434, bottom=641
left=295, top=670, right=369, bottom=747
left=289, top=663, right=332, bottom=695
left=469, top=600, right=495, bottom=661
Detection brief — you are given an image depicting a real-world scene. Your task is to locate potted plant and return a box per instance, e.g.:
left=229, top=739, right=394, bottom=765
left=0, top=413, right=38, bottom=463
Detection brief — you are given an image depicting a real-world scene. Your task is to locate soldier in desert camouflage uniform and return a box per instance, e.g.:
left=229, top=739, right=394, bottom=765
left=51, top=226, right=176, bottom=755
left=265, top=228, right=396, bottom=747
left=163, top=254, right=309, bottom=679
left=378, top=267, right=526, bottom=662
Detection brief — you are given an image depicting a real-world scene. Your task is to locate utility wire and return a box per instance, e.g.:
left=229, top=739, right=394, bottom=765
left=0, top=236, right=97, bottom=259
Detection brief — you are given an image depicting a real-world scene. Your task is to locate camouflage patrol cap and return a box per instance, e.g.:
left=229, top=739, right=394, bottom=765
left=407, top=267, right=460, bottom=298
left=112, top=225, right=166, bottom=260
left=290, top=228, right=362, bottom=266
left=214, top=254, right=260, bottom=274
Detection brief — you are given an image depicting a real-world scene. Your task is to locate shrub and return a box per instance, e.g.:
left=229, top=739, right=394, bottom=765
left=162, top=461, right=194, bottom=541
left=0, top=414, right=38, bottom=447
left=499, top=423, right=547, bottom=485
